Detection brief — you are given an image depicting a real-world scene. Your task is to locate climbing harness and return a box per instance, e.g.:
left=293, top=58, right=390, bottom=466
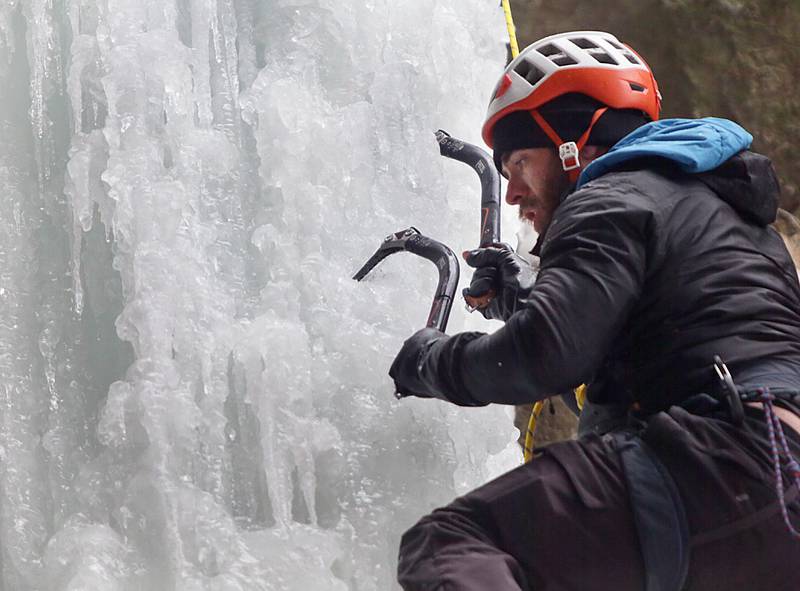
left=699, top=359, right=800, bottom=542
left=745, top=387, right=800, bottom=539
left=716, top=355, right=800, bottom=540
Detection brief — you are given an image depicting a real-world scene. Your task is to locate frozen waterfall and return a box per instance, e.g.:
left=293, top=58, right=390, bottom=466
left=0, top=1, right=519, bottom=589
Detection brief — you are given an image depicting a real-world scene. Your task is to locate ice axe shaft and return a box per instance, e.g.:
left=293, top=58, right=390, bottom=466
left=353, top=228, right=460, bottom=332
left=435, top=130, right=501, bottom=248
left=436, top=130, right=502, bottom=310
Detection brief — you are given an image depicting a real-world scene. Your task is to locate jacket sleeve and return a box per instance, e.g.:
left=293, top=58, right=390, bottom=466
left=427, top=178, right=655, bottom=406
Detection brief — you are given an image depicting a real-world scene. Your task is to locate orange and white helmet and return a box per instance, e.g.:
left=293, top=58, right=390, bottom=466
left=482, top=31, right=661, bottom=176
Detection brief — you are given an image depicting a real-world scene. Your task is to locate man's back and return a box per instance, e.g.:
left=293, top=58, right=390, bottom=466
left=565, top=154, right=800, bottom=410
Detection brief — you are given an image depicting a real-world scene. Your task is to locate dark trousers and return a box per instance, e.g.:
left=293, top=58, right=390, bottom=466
left=398, top=406, right=800, bottom=590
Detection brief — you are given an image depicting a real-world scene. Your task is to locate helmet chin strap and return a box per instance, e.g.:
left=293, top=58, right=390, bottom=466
left=530, top=107, right=608, bottom=184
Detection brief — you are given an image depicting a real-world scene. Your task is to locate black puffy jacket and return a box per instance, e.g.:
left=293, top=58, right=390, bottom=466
left=428, top=152, right=800, bottom=411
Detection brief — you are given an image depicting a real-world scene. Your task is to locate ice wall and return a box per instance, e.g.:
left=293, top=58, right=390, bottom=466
left=0, top=1, right=516, bottom=589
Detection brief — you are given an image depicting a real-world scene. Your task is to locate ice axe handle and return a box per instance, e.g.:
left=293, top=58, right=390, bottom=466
left=436, top=130, right=501, bottom=311
left=435, top=130, right=502, bottom=247
left=404, top=233, right=460, bottom=331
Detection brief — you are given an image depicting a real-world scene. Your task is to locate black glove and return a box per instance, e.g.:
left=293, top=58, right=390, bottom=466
left=389, top=327, right=447, bottom=400
left=389, top=327, right=487, bottom=406
left=462, top=246, right=538, bottom=321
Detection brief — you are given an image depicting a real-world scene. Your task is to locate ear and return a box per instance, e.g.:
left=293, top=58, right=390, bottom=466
left=580, top=145, right=609, bottom=165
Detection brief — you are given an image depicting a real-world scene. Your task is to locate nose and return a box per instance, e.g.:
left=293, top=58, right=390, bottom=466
left=505, top=176, right=524, bottom=206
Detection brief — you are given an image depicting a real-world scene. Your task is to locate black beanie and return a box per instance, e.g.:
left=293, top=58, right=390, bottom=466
left=491, top=93, right=651, bottom=171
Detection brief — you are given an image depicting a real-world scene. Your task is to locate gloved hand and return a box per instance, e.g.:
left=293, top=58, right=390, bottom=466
left=389, top=327, right=488, bottom=406
left=462, top=245, right=538, bottom=321
left=389, top=327, right=447, bottom=400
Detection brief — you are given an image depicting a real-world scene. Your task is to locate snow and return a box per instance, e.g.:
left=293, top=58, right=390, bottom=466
left=0, top=1, right=520, bottom=588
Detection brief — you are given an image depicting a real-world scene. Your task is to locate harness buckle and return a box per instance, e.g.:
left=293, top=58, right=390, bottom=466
left=713, top=355, right=745, bottom=425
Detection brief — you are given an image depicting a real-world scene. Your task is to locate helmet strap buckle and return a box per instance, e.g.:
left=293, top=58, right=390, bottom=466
left=530, top=106, right=608, bottom=181
left=559, top=142, right=580, bottom=171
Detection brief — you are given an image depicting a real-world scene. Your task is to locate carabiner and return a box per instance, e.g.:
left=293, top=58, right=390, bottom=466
left=713, top=355, right=745, bottom=425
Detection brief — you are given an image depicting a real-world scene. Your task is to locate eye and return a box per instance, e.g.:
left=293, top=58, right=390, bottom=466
left=501, top=154, right=526, bottom=179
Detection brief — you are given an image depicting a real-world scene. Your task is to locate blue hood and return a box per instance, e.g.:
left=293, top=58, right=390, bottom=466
left=577, top=118, right=753, bottom=189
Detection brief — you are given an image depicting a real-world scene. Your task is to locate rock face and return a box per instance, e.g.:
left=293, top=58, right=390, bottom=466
left=510, top=0, right=800, bottom=216
left=775, top=209, right=800, bottom=277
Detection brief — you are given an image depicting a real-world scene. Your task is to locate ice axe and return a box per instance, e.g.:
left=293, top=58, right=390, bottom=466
left=435, top=130, right=502, bottom=311
left=353, top=228, right=459, bottom=331
left=353, top=131, right=502, bottom=331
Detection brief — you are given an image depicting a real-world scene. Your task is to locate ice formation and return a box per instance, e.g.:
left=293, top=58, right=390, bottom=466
left=0, top=1, right=518, bottom=589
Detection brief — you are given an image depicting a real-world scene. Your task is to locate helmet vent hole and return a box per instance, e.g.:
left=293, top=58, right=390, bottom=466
left=536, top=44, right=578, bottom=66
left=590, top=51, right=618, bottom=65
left=551, top=54, right=578, bottom=66
left=606, top=39, right=625, bottom=50
left=629, top=82, right=646, bottom=92
left=536, top=43, right=561, bottom=57
left=514, top=60, right=545, bottom=86
left=623, top=53, right=641, bottom=65
left=571, top=38, right=599, bottom=49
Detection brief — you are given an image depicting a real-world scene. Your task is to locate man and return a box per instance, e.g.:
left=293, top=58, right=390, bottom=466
left=390, top=32, right=800, bottom=590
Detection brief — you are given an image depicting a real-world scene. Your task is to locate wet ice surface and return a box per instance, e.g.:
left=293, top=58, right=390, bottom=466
left=0, top=1, right=518, bottom=589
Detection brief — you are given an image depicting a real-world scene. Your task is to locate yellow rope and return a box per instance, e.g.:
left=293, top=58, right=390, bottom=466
left=575, top=384, right=587, bottom=410
left=523, top=386, right=587, bottom=463
left=501, top=0, right=520, bottom=59
left=523, top=400, right=545, bottom=462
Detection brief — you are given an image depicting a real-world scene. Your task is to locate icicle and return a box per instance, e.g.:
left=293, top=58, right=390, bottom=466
left=64, top=131, right=109, bottom=314
left=24, top=0, right=65, bottom=191
left=232, top=0, right=258, bottom=91
left=210, top=0, right=243, bottom=144
left=38, top=321, right=62, bottom=416
left=0, top=1, right=20, bottom=59
left=190, top=0, right=214, bottom=128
